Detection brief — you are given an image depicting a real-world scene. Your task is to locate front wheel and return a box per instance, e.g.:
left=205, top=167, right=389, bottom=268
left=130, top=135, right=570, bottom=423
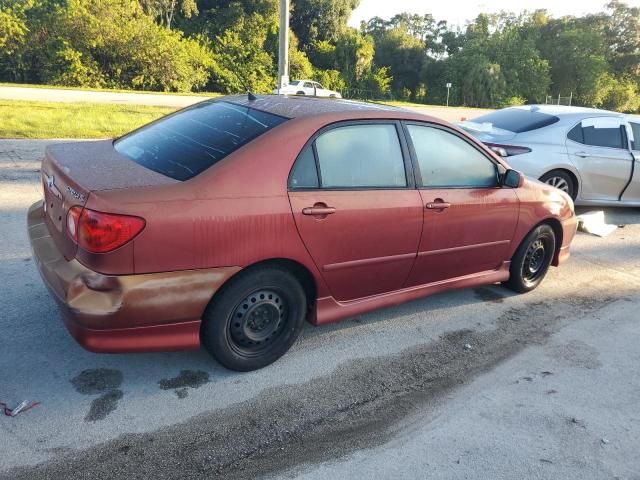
left=201, top=266, right=307, bottom=371
left=504, top=224, right=556, bottom=293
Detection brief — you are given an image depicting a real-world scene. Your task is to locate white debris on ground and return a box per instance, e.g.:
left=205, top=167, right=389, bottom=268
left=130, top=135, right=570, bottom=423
left=576, top=210, right=619, bottom=237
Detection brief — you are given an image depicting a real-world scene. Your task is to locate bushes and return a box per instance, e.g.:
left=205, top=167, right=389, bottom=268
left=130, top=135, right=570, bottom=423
left=0, top=0, right=213, bottom=92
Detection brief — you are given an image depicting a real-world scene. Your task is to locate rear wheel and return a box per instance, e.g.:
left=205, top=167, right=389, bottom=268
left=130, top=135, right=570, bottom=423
left=201, top=266, right=307, bottom=371
left=540, top=170, right=576, bottom=200
left=504, top=224, right=556, bottom=293
left=296, top=91, right=305, bottom=95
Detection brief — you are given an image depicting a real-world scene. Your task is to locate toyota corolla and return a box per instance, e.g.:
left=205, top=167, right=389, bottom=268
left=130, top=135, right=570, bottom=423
left=28, top=95, right=577, bottom=371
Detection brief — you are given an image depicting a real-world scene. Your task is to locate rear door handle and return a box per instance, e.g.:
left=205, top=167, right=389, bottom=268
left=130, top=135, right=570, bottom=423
left=302, top=205, right=336, bottom=216
left=426, top=202, right=451, bottom=210
left=576, top=152, right=591, bottom=158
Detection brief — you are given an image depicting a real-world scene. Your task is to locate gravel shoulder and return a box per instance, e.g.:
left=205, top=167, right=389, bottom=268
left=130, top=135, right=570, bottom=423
left=0, top=139, right=639, bottom=479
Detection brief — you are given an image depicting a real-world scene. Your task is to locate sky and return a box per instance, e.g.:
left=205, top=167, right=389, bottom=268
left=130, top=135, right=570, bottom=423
left=348, top=0, right=640, bottom=28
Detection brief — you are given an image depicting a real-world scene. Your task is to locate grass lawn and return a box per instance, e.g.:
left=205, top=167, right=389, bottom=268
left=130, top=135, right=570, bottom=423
left=0, top=100, right=177, bottom=139
left=0, top=82, right=220, bottom=97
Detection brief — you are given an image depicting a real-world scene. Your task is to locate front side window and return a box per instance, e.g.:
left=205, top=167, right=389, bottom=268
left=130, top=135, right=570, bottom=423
left=407, top=125, right=497, bottom=188
left=314, top=124, right=407, bottom=188
left=115, top=101, right=287, bottom=181
left=567, top=118, right=625, bottom=149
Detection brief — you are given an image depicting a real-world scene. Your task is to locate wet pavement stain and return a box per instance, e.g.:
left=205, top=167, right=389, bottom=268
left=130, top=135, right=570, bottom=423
left=86, top=390, right=124, bottom=422
left=473, top=287, right=506, bottom=303
left=159, top=370, right=209, bottom=399
left=71, top=369, right=124, bottom=421
left=71, top=369, right=123, bottom=395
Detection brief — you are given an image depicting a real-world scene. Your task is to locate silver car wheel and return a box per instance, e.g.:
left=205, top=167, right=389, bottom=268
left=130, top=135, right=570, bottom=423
left=544, top=176, right=569, bottom=193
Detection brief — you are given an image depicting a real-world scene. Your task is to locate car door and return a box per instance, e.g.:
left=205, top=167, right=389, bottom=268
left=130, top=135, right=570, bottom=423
left=303, top=81, right=315, bottom=96
left=621, top=120, right=640, bottom=203
left=402, top=122, right=520, bottom=287
left=288, top=121, right=423, bottom=301
left=566, top=117, right=634, bottom=201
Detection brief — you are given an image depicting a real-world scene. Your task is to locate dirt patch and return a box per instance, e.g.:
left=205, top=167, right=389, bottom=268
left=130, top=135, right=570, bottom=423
left=5, top=295, right=617, bottom=480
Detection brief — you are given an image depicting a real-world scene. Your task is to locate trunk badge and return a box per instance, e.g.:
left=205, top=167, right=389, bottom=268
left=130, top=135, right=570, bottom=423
left=66, top=186, right=85, bottom=202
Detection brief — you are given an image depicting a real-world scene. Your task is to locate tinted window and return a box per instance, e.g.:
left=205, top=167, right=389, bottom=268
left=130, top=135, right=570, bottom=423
left=407, top=125, right=497, bottom=188
left=472, top=108, right=560, bottom=133
left=568, top=124, right=584, bottom=143
left=114, top=101, right=287, bottom=181
left=289, top=146, right=319, bottom=188
left=568, top=121, right=624, bottom=149
left=315, top=124, right=407, bottom=188
left=631, top=122, right=640, bottom=150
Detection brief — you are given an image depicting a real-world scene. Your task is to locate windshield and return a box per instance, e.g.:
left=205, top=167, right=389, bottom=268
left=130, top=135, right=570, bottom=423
left=288, top=81, right=301, bottom=86
left=470, top=108, right=560, bottom=133
left=114, top=101, right=287, bottom=181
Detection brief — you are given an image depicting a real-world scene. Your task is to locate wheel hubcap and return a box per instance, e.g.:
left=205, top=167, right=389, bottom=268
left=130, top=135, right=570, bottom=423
left=545, top=176, right=569, bottom=193
left=230, top=289, right=286, bottom=349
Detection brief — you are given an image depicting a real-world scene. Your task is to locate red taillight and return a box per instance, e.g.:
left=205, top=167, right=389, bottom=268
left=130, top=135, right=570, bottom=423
left=485, top=142, right=532, bottom=157
left=67, top=207, right=145, bottom=253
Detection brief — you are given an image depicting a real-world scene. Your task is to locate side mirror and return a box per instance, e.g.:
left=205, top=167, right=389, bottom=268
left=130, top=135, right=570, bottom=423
left=502, top=169, right=523, bottom=188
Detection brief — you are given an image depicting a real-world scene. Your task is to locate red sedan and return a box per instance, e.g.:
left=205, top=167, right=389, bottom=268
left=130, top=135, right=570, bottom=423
left=28, top=95, right=577, bottom=371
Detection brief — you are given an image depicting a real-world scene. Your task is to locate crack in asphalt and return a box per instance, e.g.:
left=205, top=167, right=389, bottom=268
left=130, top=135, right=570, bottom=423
left=2, top=292, right=618, bottom=480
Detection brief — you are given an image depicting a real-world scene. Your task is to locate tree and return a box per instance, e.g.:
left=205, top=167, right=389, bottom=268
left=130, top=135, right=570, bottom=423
left=290, top=0, right=359, bottom=51
left=139, top=0, right=198, bottom=30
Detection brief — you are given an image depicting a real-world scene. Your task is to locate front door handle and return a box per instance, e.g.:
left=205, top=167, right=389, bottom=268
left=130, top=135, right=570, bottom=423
left=302, top=204, right=336, bottom=216
left=426, top=201, right=451, bottom=210
left=576, top=151, right=591, bottom=158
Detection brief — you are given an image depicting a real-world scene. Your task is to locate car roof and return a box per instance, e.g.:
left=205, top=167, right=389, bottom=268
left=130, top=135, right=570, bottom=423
left=221, top=94, right=404, bottom=119
left=506, top=104, right=624, bottom=119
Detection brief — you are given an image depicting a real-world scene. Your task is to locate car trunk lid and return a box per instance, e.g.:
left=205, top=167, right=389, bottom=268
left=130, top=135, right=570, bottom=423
left=40, top=140, right=177, bottom=260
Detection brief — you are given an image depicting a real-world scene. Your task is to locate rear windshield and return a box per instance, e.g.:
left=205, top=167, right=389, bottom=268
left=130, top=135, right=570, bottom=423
left=471, top=108, right=560, bottom=133
left=114, top=101, right=288, bottom=181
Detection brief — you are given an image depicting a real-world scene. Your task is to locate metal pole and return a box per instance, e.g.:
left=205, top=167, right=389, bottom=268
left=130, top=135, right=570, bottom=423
left=277, top=0, right=290, bottom=91
left=446, top=87, right=450, bottom=107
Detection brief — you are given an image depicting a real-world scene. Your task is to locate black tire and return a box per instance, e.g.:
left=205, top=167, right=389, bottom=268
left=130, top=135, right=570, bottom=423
left=540, top=170, right=577, bottom=200
left=201, top=266, right=307, bottom=371
left=504, top=224, right=556, bottom=293
left=296, top=91, right=305, bottom=95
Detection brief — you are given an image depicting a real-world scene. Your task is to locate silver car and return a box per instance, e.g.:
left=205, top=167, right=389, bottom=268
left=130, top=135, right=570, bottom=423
left=460, top=105, right=640, bottom=206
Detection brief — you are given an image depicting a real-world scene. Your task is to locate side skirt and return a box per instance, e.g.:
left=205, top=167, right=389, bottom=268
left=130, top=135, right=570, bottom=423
left=312, top=262, right=511, bottom=326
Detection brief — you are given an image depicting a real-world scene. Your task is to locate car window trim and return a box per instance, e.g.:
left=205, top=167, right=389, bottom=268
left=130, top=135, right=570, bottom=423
left=401, top=120, right=502, bottom=190
left=288, top=119, right=416, bottom=191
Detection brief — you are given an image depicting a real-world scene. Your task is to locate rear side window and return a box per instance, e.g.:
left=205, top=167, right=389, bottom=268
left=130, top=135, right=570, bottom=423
left=114, top=101, right=287, bottom=181
left=407, top=125, right=497, bottom=188
left=289, top=146, right=319, bottom=188
left=472, top=108, right=560, bottom=133
left=631, top=122, right=640, bottom=150
left=567, top=121, right=625, bottom=149
left=314, top=124, right=407, bottom=188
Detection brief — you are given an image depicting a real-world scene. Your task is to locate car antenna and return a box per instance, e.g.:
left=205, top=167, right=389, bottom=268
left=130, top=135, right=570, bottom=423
left=218, top=55, right=258, bottom=101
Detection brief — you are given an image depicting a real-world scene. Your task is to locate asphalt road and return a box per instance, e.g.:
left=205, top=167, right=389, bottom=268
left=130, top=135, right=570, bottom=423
left=1, top=139, right=639, bottom=479
left=0, top=85, right=491, bottom=122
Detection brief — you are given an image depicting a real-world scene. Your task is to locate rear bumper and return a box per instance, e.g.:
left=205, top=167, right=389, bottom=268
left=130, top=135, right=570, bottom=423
left=27, top=201, right=240, bottom=353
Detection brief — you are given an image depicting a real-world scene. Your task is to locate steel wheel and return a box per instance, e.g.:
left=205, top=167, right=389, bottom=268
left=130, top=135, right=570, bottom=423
left=229, top=289, right=288, bottom=356
left=201, top=266, right=307, bottom=371
left=504, top=224, right=556, bottom=293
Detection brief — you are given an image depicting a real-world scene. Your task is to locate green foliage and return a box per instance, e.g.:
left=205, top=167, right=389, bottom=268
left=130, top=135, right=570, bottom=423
left=2, top=0, right=640, bottom=111
left=290, top=0, right=359, bottom=50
